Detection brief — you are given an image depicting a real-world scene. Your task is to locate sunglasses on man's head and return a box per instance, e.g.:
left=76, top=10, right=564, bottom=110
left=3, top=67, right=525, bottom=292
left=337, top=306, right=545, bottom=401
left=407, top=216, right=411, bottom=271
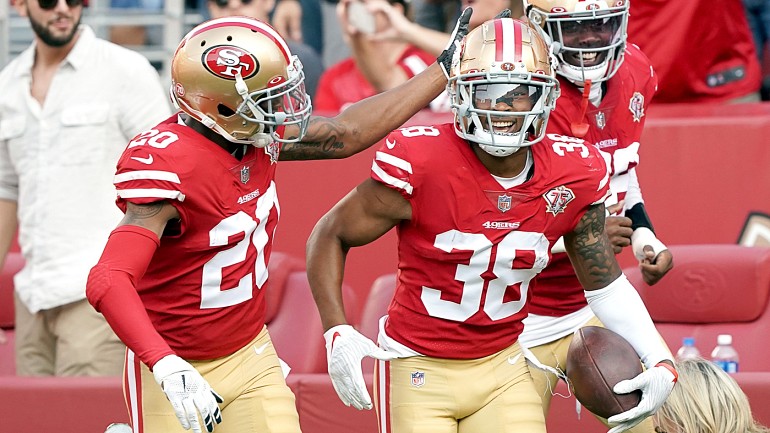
left=37, top=0, right=85, bottom=10
left=211, top=0, right=253, bottom=7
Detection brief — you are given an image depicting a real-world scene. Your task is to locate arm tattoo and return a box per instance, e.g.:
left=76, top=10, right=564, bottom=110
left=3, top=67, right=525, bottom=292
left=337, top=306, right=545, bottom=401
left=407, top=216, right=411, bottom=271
left=567, top=204, right=622, bottom=289
left=280, top=117, right=348, bottom=160
left=124, top=202, right=165, bottom=225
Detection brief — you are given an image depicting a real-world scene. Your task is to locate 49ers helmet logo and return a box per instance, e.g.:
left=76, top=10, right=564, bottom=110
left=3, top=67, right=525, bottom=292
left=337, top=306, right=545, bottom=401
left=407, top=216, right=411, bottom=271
left=203, top=45, right=259, bottom=80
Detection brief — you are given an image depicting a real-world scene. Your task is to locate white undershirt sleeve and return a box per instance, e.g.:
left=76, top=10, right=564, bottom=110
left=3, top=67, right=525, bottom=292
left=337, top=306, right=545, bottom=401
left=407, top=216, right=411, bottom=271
left=584, top=274, right=672, bottom=368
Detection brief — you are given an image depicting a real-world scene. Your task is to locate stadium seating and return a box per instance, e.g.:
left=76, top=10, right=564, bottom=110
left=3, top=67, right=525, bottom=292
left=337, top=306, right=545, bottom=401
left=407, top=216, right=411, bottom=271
left=625, top=244, right=770, bottom=371
left=265, top=253, right=363, bottom=374
left=0, top=251, right=22, bottom=376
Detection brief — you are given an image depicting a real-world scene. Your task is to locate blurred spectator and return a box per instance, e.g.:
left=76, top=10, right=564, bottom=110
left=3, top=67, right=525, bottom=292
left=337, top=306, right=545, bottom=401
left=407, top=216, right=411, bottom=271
left=411, top=0, right=460, bottom=32
left=0, top=0, right=171, bottom=375
left=272, top=0, right=324, bottom=55
left=364, top=0, right=522, bottom=57
left=314, top=0, right=450, bottom=112
left=742, top=0, right=770, bottom=100
left=654, top=358, right=770, bottom=433
left=320, top=0, right=350, bottom=66
left=207, top=0, right=324, bottom=98
left=109, top=0, right=163, bottom=48
left=627, top=0, right=761, bottom=103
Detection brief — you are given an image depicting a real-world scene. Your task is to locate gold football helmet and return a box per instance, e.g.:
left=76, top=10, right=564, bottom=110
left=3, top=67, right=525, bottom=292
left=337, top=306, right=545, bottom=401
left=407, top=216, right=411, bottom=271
left=170, top=17, right=311, bottom=146
left=449, top=18, right=559, bottom=156
left=525, top=0, right=629, bottom=84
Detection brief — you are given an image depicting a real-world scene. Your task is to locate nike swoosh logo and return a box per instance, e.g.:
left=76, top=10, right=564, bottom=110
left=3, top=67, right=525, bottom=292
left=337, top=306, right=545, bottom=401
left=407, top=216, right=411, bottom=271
left=386, top=138, right=396, bottom=149
left=508, top=353, right=521, bottom=365
left=131, top=154, right=154, bottom=165
left=254, top=343, right=270, bottom=355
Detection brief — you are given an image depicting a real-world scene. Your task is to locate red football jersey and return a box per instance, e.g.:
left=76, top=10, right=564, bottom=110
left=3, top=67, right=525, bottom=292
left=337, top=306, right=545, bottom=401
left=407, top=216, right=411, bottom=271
left=113, top=115, right=281, bottom=360
left=627, top=0, right=760, bottom=103
left=371, top=123, right=609, bottom=359
left=531, top=45, right=657, bottom=317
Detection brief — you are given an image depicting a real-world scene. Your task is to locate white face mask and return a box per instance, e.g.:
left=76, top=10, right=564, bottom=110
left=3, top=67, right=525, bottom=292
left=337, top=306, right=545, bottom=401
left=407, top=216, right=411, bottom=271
left=530, top=5, right=629, bottom=85
left=451, top=75, right=558, bottom=157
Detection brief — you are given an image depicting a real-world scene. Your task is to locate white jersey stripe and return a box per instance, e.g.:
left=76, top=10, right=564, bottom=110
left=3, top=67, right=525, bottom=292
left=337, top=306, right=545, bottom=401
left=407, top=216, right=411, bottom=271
left=114, top=170, right=181, bottom=184
left=372, top=162, right=414, bottom=195
left=377, top=359, right=389, bottom=433
left=375, top=151, right=413, bottom=174
left=118, top=188, right=187, bottom=202
left=126, top=350, right=141, bottom=433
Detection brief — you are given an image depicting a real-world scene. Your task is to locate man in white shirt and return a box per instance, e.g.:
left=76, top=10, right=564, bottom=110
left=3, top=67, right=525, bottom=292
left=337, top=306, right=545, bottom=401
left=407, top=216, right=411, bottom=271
left=0, top=0, right=170, bottom=375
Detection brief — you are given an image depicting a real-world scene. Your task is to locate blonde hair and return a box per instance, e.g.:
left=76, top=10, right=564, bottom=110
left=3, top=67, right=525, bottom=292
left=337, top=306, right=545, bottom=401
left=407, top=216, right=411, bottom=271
left=655, top=358, right=770, bottom=433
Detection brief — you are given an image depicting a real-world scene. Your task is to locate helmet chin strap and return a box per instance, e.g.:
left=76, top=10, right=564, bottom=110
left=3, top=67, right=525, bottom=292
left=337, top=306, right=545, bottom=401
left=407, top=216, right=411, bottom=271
left=234, top=73, right=277, bottom=148
left=235, top=73, right=263, bottom=122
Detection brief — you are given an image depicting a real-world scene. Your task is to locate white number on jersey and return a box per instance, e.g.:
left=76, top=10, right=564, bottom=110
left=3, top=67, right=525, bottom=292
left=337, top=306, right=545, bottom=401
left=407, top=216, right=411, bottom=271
left=399, top=125, right=441, bottom=137
left=421, top=230, right=549, bottom=322
left=127, top=129, right=179, bottom=149
left=200, top=182, right=279, bottom=309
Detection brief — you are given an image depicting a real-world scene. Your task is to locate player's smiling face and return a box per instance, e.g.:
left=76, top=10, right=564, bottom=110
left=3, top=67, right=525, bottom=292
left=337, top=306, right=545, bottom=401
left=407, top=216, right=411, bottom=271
left=556, top=16, right=620, bottom=67
left=473, top=83, right=535, bottom=134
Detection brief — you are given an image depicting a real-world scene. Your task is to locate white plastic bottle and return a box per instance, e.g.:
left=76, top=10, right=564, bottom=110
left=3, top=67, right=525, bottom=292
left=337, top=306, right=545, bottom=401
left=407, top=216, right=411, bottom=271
left=711, top=334, right=739, bottom=373
left=676, top=337, right=701, bottom=361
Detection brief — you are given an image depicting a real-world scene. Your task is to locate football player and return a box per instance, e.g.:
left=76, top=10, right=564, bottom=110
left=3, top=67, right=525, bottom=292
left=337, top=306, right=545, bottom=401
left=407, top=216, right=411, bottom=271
left=85, top=12, right=473, bottom=433
left=306, top=18, right=677, bottom=433
left=520, top=1, right=674, bottom=431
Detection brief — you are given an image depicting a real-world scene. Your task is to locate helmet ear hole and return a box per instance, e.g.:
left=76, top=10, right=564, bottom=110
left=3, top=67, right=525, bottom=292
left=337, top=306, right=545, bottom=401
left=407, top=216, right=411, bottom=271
left=218, top=104, right=236, bottom=117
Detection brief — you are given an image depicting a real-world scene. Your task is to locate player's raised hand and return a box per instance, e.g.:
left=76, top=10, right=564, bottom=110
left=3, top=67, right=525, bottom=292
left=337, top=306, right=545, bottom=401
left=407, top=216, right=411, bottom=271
left=272, top=0, right=303, bottom=42
left=607, top=362, right=678, bottom=433
left=152, top=355, right=224, bottom=433
left=494, top=8, right=512, bottom=19
left=631, top=226, right=672, bottom=285
left=438, top=7, right=473, bottom=79
left=324, top=324, right=397, bottom=410
left=639, top=248, right=673, bottom=285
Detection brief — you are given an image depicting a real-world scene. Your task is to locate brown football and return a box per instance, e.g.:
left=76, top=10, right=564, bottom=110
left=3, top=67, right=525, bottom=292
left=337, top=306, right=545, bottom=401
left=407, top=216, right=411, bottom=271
left=566, top=326, right=643, bottom=419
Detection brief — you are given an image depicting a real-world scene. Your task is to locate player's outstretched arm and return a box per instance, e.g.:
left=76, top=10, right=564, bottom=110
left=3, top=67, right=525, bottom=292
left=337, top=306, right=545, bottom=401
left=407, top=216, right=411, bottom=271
left=86, top=201, right=224, bottom=433
left=279, top=8, right=473, bottom=161
left=565, top=203, right=676, bottom=433
left=306, top=178, right=410, bottom=410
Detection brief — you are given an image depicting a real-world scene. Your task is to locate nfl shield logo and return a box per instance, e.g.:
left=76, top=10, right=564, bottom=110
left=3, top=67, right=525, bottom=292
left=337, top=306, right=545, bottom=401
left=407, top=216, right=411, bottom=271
left=240, top=166, right=250, bottom=184
left=411, top=371, right=425, bottom=387
left=497, top=194, right=512, bottom=213
left=595, top=111, right=606, bottom=130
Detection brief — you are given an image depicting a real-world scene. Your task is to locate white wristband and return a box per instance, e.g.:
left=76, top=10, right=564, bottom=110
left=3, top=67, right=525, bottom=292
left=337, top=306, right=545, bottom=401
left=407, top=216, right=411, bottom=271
left=151, top=354, right=187, bottom=385
left=631, top=227, right=667, bottom=261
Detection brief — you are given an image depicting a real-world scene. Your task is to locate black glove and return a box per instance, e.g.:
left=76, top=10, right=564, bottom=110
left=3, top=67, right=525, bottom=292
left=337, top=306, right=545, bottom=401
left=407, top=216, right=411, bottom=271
left=494, top=8, right=512, bottom=19
left=438, top=7, right=473, bottom=79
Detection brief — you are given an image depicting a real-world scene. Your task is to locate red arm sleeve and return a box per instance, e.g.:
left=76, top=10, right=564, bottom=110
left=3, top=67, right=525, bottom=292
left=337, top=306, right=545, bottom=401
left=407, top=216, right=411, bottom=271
left=86, top=225, right=174, bottom=369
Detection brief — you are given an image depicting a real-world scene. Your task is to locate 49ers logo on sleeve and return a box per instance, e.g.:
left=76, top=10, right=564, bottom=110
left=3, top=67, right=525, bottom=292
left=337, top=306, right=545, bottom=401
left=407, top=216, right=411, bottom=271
left=543, top=185, right=575, bottom=215
left=203, top=45, right=259, bottom=80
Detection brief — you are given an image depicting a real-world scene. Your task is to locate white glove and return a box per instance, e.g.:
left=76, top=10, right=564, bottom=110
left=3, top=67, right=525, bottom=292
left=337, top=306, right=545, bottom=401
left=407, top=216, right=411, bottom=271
left=152, top=355, right=224, bottom=433
left=631, top=227, right=668, bottom=262
left=606, top=362, right=678, bottom=433
left=324, top=324, right=397, bottom=410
